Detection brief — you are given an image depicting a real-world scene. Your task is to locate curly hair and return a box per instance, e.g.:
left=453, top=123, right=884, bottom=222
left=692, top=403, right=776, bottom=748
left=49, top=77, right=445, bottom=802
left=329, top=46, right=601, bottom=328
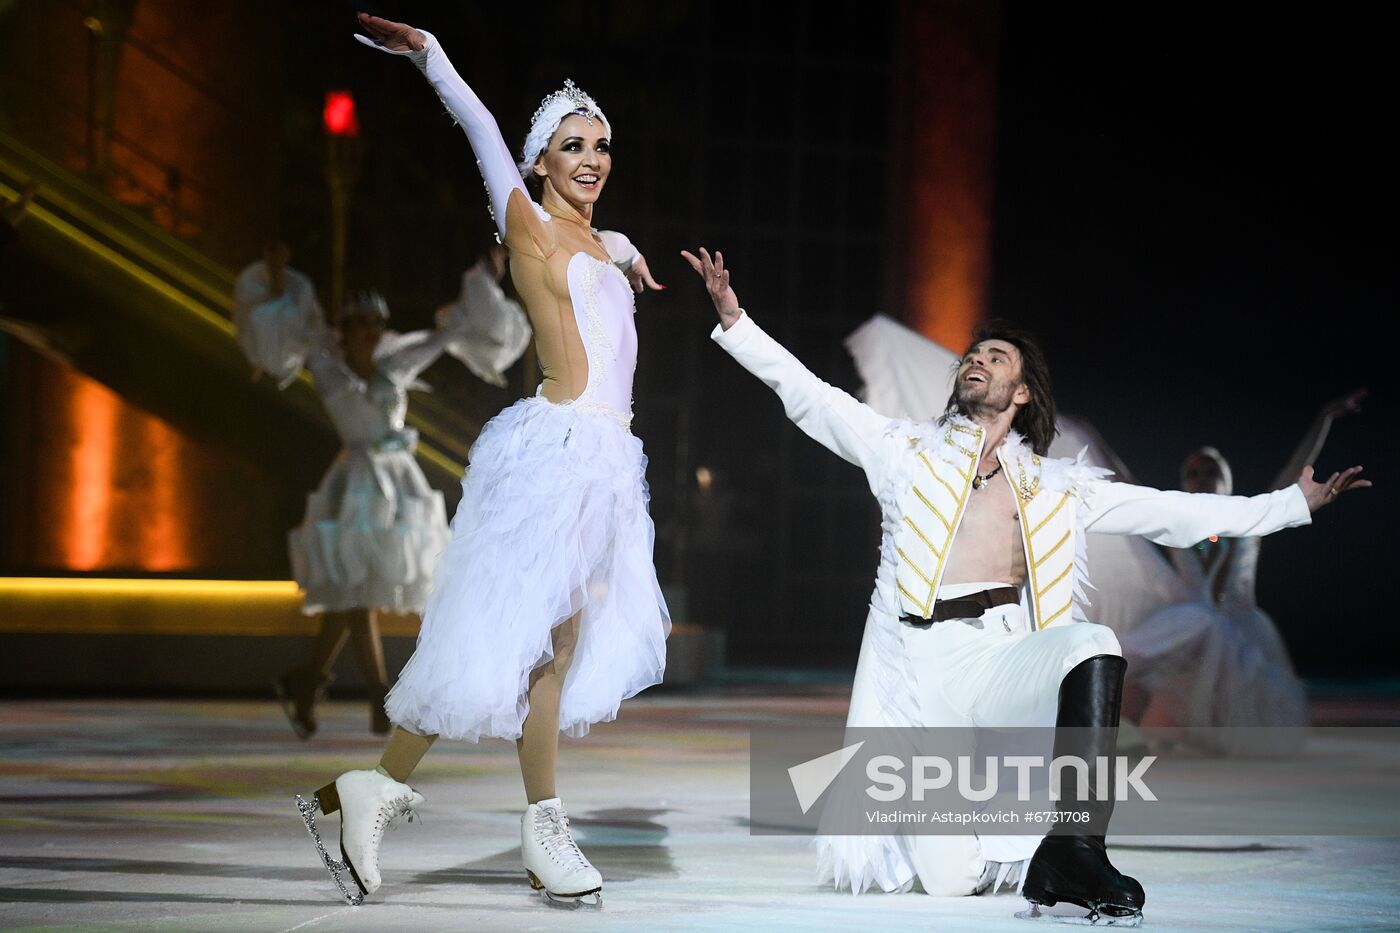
left=944, top=320, right=1058, bottom=455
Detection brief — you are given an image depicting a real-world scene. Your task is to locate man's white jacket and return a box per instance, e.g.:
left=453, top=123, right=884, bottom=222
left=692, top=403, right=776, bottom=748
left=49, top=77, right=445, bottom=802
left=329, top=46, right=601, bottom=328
left=712, top=311, right=1311, bottom=632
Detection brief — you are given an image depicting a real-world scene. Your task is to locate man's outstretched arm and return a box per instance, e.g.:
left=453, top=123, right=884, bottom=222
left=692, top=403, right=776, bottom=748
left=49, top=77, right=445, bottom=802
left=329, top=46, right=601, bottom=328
left=683, top=247, right=893, bottom=492
left=1083, top=463, right=1368, bottom=545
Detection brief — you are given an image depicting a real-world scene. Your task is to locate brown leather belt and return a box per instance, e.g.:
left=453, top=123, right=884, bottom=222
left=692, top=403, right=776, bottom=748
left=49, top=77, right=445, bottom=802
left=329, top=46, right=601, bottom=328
left=900, top=586, right=1021, bottom=626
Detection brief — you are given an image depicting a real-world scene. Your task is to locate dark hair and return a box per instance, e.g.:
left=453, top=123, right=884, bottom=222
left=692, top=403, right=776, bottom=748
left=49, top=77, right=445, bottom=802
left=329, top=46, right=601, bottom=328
left=944, top=319, right=1058, bottom=455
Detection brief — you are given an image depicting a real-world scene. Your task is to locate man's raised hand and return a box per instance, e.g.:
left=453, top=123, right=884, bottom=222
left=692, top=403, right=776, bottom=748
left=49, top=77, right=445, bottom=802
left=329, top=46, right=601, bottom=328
left=681, top=247, right=741, bottom=330
left=1298, top=464, right=1371, bottom=512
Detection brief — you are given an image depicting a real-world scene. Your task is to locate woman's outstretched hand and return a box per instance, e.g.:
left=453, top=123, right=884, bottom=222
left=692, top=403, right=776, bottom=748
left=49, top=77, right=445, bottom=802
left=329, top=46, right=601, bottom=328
left=681, top=248, right=741, bottom=330
left=355, top=12, right=425, bottom=52
left=628, top=253, right=665, bottom=294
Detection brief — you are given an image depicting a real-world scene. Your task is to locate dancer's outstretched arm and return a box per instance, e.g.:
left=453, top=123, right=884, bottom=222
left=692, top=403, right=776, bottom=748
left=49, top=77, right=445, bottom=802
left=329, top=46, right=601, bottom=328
left=684, top=247, right=893, bottom=493
left=231, top=254, right=326, bottom=390
left=1269, top=388, right=1366, bottom=491
left=1082, top=460, right=1368, bottom=546
left=355, top=13, right=526, bottom=241
left=599, top=229, right=664, bottom=294
left=376, top=329, right=455, bottom=387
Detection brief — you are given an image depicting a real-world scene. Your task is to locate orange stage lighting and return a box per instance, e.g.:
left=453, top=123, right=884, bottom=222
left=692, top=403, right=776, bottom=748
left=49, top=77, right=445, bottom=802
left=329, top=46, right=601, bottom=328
left=64, top=376, right=117, bottom=569
left=140, top=414, right=189, bottom=572
left=49, top=365, right=196, bottom=571
left=896, top=1, right=1000, bottom=352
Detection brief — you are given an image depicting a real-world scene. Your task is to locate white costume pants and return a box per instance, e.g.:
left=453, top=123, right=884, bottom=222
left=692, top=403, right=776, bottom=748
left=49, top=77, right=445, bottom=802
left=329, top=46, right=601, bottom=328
left=841, top=582, right=1123, bottom=896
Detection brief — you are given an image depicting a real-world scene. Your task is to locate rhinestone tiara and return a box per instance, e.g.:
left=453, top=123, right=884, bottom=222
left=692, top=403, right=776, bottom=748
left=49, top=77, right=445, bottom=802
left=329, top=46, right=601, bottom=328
left=517, top=79, right=611, bottom=178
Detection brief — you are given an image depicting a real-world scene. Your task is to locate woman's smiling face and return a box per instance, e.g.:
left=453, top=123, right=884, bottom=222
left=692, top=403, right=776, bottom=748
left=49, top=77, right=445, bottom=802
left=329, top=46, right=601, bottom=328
left=533, top=113, right=611, bottom=211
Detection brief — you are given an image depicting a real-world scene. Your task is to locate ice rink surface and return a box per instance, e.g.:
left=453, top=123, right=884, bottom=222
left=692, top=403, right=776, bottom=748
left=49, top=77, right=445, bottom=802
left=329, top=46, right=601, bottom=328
left=2, top=691, right=1398, bottom=932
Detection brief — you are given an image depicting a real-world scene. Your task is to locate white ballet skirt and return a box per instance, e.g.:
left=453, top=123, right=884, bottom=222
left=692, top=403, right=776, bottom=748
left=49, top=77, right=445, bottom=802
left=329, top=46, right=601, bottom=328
left=1121, top=536, right=1309, bottom=754
left=288, top=419, right=449, bottom=615
left=386, top=395, right=669, bottom=741
left=232, top=259, right=507, bottom=615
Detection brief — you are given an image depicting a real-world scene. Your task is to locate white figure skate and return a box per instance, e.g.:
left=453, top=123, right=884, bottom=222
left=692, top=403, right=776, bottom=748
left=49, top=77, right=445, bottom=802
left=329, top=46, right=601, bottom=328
left=521, top=797, right=602, bottom=906
left=295, top=769, right=423, bottom=905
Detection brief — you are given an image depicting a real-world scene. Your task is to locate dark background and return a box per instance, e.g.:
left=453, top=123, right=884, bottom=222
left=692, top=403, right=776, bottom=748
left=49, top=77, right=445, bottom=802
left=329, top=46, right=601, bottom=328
left=989, top=7, right=1393, bottom=676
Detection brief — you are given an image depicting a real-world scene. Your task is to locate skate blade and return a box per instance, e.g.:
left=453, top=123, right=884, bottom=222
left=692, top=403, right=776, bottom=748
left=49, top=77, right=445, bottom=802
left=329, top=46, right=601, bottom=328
left=1016, top=900, right=1141, bottom=927
left=526, top=870, right=603, bottom=908
left=295, top=794, right=365, bottom=906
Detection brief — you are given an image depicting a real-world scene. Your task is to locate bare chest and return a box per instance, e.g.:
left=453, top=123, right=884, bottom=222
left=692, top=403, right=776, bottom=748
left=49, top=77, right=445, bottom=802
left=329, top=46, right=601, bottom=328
left=942, top=473, right=1027, bottom=584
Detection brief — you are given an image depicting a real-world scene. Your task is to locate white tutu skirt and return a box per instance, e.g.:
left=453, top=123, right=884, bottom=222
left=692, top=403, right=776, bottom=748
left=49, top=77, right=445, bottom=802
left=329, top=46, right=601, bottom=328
left=1124, top=601, right=1309, bottom=754
left=385, top=397, right=671, bottom=742
left=288, top=445, right=450, bottom=614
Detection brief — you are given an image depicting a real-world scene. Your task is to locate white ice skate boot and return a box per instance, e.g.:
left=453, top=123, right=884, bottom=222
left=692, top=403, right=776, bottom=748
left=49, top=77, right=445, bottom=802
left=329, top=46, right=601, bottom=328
left=521, top=797, right=602, bottom=906
left=294, top=769, right=423, bottom=905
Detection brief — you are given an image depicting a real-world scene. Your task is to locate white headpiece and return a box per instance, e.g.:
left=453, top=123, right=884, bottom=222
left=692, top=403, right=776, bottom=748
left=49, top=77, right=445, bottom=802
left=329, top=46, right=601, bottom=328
left=517, top=80, right=611, bottom=179
left=342, top=290, right=390, bottom=322
left=1185, top=445, right=1234, bottom=495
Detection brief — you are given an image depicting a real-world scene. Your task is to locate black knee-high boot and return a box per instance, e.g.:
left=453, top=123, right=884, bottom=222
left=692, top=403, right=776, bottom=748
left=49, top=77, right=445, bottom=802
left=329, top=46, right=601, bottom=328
left=1022, top=654, right=1145, bottom=923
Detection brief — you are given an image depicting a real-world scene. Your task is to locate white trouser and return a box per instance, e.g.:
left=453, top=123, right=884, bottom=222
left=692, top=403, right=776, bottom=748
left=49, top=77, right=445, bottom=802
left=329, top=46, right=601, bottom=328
left=859, top=582, right=1123, bottom=896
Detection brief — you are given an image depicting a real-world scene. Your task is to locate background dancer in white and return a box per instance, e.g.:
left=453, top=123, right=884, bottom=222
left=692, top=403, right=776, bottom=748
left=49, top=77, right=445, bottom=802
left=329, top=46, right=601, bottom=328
left=684, top=246, right=1368, bottom=925
left=234, top=242, right=514, bottom=737
left=1120, top=389, right=1367, bottom=754
left=293, top=14, right=670, bottom=908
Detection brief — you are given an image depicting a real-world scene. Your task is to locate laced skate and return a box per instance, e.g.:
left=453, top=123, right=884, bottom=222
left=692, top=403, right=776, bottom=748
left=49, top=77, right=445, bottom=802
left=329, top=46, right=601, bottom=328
left=294, top=769, right=423, bottom=905
left=522, top=798, right=602, bottom=906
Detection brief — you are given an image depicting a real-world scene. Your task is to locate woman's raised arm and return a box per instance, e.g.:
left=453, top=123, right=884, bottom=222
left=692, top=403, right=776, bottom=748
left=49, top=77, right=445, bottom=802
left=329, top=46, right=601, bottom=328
left=355, top=13, right=527, bottom=240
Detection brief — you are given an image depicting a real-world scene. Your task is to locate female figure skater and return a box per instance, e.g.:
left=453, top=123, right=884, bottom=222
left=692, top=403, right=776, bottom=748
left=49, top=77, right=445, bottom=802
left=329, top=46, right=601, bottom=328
left=295, top=13, right=670, bottom=908
left=1121, top=389, right=1366, bottom=754
left=235, top=243, right=512, bottom=737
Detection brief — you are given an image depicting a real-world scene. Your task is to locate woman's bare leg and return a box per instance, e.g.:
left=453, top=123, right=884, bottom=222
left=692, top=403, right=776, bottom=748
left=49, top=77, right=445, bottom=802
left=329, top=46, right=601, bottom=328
left=516, top=613, right=581, bottom=803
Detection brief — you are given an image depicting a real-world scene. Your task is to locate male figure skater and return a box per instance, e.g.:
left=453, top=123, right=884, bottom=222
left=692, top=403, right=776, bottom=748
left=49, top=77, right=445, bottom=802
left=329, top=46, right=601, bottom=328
left=684, top=248, right=1367, bottom=925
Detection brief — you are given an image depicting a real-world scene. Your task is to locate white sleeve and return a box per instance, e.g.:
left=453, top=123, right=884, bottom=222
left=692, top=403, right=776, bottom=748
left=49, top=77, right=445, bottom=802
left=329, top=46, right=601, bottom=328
left=1081, top=479, right=1312, bottom=546
left=435, top=261, right=532, bottom=387
left=231, top=262, right=325, bottom=389
left=375, top=329, right=452, bottom=386
left=354, top=29, right=528, bottom=241
left=712, top=311, right=894, bottom=494
left=596, top=229, right=640, bottom=273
